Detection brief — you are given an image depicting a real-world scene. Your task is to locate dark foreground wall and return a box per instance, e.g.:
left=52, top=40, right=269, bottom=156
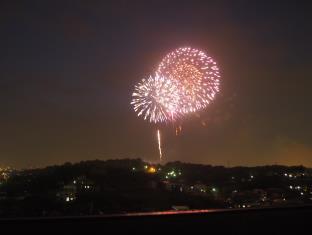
left=0, top=206, right=311, bottom=233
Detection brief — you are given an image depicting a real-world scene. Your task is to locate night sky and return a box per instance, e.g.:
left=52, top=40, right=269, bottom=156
left=1, top=1, right=312, bottom=168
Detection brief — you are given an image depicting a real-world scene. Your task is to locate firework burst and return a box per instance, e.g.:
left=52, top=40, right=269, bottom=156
left=157, top=47, right=220, bottom=114
left=131, top=73, right=181, bottom=123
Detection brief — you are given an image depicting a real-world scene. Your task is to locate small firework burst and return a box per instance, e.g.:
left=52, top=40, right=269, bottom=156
left=131, top=73, right=181, bottom=123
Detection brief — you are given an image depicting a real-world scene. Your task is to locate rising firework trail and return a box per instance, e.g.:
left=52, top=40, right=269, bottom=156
left=157, top=129, right=162, bottom=162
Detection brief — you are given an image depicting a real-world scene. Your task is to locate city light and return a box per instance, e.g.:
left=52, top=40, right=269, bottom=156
left=147, top=167, right=156, bottom=173
left=65, top=197, right=74, bottom=202
left=1, top=160, right=311, bottom=216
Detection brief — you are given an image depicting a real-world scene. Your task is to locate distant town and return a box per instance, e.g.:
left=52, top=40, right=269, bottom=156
left=0, top=159, right=311, bottom=217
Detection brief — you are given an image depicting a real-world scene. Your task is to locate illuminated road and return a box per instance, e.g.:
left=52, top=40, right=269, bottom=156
left=107, top=209, right=220, bottom=217
left=0, top=205, right=311, bottom=221
left=89, top=205, right=312, bottom=218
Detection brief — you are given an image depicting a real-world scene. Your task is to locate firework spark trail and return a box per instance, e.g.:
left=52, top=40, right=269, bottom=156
left=131, top=47, right=221, bottom=162
left=157, top=129, right=162, bottom=162
left=175, top=125, right=182, bottom=136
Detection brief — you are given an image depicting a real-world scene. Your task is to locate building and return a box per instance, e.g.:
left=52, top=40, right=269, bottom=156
left=57, top=183, right=77, bottom=202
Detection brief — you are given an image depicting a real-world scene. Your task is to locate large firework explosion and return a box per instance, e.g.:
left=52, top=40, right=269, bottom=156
left=131, top=47, right=220, bottom=123
left=157, top=47, right=220, bottom=114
